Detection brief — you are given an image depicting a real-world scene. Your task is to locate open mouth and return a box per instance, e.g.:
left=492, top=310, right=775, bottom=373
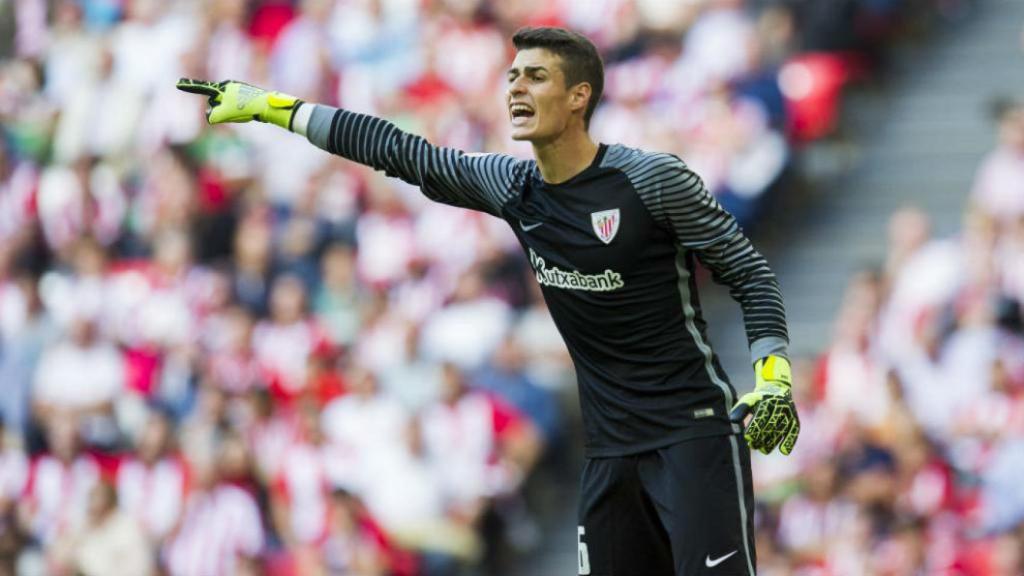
left=510, top=103, right=535, bottom=123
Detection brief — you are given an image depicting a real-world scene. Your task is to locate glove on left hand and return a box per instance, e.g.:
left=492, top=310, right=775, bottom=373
left=729, top=355, right=800, bottom=455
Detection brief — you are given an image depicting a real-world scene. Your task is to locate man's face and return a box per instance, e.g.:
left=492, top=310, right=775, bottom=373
left=506, top=48, right=584, bottom=143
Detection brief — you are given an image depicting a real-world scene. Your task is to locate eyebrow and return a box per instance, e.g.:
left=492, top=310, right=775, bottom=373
left=507, top=65, right=549, bottom=76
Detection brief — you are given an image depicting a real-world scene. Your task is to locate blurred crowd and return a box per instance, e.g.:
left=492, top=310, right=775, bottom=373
left=0, top=0, right=969, bottom=574
left=751, top=97, right=1024, bottom=573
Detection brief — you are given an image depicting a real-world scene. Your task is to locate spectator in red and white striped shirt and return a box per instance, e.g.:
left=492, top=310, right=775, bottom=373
left=420, top=363, right=541, bottom=522
left=252, top=273, right=331, bottom=401
left=162, top=442, right=264, bottom=576
left=116, top=409, right=186, bottom=543
left=270, top=402, right=331, bottom=548
left=23, top=417, right=99, bottom=548
left=321, top=363, right=410, bottom=491
left=204, top=306, right=263, bottom=396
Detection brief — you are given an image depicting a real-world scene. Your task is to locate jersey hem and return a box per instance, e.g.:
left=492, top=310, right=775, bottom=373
left=583, top=423, right=736, bottom=459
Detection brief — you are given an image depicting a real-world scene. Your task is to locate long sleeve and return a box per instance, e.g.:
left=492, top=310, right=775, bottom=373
left=637, top=153, right=789, bottom=362
left=304, top=104, right=522, bottom=217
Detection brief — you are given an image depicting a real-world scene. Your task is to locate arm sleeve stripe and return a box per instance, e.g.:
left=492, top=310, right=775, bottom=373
left=603, top=144, right=789, bottom=351
left=307, top=105, right=519, bottom=216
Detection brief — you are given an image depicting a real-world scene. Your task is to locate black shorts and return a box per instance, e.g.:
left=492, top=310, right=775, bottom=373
left=576, top=433, right=756, bottom=576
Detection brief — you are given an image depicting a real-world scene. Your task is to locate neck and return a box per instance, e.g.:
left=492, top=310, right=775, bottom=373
left=531, top=127, right=599, bottom=184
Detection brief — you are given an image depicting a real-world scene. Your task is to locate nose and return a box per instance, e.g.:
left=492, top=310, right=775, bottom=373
left=507, top=77, right=527, bottom=97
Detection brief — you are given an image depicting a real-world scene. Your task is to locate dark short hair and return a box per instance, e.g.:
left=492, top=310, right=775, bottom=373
left=512, top=27, right=604, bottom=129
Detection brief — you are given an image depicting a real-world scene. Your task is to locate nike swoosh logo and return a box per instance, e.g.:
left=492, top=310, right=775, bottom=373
left=519, top=220, right=543, bottom=232
left=705, top=551, right=738, bottom=568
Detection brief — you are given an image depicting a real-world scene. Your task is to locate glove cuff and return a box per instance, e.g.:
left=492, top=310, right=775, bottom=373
left=261, top=92, right=303, bottom=130
left=755, top=355, right=792, bottom=387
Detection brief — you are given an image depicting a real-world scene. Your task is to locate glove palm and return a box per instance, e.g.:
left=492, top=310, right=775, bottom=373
left=176, top=78, right=301, bottom=130
left=731, top=355, right=800, bottom=455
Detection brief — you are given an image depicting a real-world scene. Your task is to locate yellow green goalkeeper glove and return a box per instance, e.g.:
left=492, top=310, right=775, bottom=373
left=176, top=78, right=302, bottom=130
left=729, top=355, right=800, bottom=455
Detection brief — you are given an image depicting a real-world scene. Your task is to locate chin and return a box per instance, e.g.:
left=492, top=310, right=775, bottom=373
left=509, top=125, right=534, bottom=141
left=510, top=126, right=552, bottom=143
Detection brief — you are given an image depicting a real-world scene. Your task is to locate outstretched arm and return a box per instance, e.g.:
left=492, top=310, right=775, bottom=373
left=300, top=105, right=520, bottom=216
left=176, top=79, right=521, bottom=217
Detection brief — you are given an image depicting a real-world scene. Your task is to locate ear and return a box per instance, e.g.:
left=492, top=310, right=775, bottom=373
left=569, top=82, right=592, bottom=116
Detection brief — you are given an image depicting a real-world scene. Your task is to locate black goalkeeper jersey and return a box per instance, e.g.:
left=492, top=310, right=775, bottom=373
left=306, top=106, right=789, bottom=457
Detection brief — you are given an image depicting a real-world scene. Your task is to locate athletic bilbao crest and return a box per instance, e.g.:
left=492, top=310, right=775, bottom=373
left=591, top=209, right=620, bottom=244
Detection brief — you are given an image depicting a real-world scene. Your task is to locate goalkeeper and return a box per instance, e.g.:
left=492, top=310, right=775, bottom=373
left=179, top=26, right=798, bottom=576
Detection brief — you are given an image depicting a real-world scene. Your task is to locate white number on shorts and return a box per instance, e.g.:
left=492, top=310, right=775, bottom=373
left=578, top=526, right=591, bottom=575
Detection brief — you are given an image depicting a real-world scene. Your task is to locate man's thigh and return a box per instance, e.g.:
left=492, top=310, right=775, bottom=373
left=638, top=434, right=757, bottom=576
left=577, top=455, right=674, bottom=576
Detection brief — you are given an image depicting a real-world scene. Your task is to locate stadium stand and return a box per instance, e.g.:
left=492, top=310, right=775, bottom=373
left=0, top=0, right=1016, bottom=575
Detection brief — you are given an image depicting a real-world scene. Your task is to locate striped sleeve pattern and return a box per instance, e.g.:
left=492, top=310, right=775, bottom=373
left=306, top=105, right=521, bottom=216
left=605, top=145, right=789, bottom=359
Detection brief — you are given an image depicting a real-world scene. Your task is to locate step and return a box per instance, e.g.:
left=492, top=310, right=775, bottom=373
left=912, top=67, right=1024, bottom=92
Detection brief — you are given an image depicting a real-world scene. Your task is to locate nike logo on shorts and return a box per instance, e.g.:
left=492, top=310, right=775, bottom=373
left=519, top=220, right=543, bottom=232
left=705, top=550, right=737, bottom=568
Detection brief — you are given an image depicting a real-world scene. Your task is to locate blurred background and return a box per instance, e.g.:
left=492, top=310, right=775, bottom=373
left=1, top=0, right=1023, bottom=574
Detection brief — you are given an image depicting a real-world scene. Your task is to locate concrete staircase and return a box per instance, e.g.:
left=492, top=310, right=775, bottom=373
left=520, top=2, right=1024, bottom=574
